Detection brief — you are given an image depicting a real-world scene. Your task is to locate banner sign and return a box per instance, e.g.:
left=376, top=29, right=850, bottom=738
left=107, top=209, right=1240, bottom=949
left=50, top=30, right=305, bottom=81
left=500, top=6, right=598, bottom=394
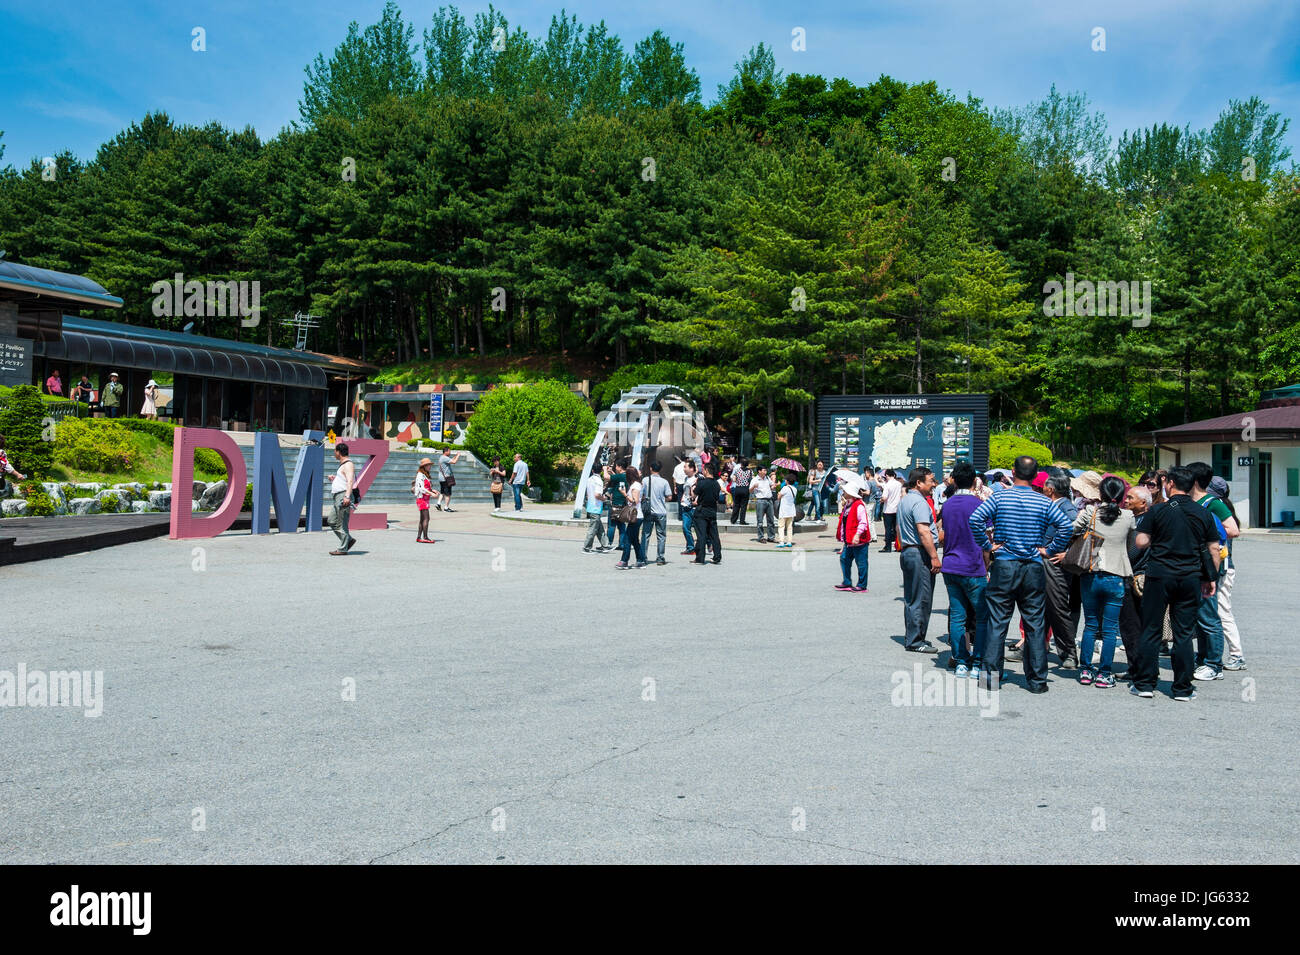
left=428, top=393, right=444, bottom=439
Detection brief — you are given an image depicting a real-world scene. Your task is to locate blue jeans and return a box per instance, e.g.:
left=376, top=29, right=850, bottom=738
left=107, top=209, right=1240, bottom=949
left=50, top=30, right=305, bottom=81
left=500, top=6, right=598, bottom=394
left=511, top=484, right=524, bottom=510
left=621, top=519, right=646, bottom=563
left=980, top=558, right=1050, bottom=689
left=680, top=506, right=695, bottom=551
left=640, top=513, right=667, bottom=560
left=1195, top=570, right=1225, bottom=673
left=943, top=572, right=987, bottom=667
left=839, top=543, right=868, bottom=587
left=812, top=488, right=825, bottom=521
left=608, top=519, right=627, bottom=549
left=1080, top=572, right=1125, bottom=672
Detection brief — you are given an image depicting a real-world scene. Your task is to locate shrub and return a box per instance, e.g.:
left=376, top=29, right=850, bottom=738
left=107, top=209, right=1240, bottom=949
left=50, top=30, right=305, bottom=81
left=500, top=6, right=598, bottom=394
left=18, top=481, right=55, bottom=516
left=53, top=418, right=137, bottom=472
left=989, top=433, right=1054, bottom=469
left=242, top=482, right=253, bottom=511
left=465, top=380, right=597, bottom=476
left=0, top=385, right=55, bottom=480
left=98, top=492, right=121, bottom=513
left=194, top=447, right=225, bottom=477
left=114, top=419, right=178, bottom=444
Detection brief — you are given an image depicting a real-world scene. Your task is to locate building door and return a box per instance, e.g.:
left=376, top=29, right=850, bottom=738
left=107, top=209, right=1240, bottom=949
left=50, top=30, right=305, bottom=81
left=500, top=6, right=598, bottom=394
left=1257, top=452, right=1272, bottom=527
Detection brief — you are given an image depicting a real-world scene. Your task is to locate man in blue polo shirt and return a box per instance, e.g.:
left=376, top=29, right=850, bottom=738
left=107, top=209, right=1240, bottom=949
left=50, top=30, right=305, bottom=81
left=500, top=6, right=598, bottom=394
left=968, top=455, right=1074, bottom=693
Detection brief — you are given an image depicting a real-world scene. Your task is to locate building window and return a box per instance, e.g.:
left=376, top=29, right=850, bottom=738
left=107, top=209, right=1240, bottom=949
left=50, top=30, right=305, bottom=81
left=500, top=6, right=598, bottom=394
left=1211, top=443, right=1232, bottom=481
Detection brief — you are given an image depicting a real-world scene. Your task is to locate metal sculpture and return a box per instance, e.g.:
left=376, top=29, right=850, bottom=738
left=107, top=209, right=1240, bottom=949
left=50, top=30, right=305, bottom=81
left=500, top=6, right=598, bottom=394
left=573, top=384, right=707, bottom=516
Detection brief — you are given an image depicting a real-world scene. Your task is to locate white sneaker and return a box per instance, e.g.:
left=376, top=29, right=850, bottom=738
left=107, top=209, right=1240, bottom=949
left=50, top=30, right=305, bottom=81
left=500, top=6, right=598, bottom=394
left=1193, top=665, right=1222, bottom=681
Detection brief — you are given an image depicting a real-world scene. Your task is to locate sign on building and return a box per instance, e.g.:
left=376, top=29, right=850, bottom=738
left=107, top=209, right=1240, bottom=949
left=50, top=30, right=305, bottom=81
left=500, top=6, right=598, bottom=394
left=0, top=336, right=32, bottom=388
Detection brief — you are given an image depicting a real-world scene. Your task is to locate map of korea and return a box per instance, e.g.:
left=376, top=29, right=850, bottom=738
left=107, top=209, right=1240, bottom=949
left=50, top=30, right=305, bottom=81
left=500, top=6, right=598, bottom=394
left=873, top=417, right=922, bottom=468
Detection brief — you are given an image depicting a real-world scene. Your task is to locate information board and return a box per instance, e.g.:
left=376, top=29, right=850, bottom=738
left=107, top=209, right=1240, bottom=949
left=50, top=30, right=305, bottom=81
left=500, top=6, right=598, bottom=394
left=818, top=394, right=990, bottom=480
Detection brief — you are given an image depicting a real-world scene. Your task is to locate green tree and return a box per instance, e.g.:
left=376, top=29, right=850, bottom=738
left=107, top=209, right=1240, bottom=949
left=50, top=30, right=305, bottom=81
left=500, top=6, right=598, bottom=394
left=464, top=381, right=597, bottom=474
left=626, top=31, right=700, bottom=109
left=300, top=1, right=419, bottom=125
left=0, top=385, right=54, bottom=480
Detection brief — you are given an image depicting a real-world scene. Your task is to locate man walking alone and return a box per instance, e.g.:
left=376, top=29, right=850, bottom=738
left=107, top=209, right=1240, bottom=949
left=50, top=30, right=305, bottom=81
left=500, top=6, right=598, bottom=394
left=327, top=442, right=357, bottom=555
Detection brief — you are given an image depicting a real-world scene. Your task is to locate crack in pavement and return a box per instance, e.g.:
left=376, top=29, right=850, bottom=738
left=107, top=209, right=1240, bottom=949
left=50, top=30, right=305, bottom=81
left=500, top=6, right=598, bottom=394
left=543, top=794, right=920, bottom=863
left=365, top=661, right=862, bottom=863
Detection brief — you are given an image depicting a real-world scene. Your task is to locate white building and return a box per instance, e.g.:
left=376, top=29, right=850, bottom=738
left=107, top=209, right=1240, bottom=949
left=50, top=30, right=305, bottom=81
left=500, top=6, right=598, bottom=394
left=1135, top=384, right=1300, bottom=530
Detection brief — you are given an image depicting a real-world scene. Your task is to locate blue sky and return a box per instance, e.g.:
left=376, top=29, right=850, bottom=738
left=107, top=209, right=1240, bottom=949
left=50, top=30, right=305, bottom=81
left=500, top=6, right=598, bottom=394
left=1, top=0, right=1298, bottom=168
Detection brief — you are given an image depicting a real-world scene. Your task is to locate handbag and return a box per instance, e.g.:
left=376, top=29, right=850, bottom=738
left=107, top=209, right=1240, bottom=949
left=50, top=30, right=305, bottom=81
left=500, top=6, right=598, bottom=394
left=615, top=503, right=638, bottom=524
left=1060, top=507, right=1102, bottom=575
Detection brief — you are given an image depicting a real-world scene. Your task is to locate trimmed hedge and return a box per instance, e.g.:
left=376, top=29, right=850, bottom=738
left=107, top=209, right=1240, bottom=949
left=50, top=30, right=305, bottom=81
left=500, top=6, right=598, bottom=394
left=54, top=418, right=137, bottom=472
left=989, top=433, right=1054, bottom=469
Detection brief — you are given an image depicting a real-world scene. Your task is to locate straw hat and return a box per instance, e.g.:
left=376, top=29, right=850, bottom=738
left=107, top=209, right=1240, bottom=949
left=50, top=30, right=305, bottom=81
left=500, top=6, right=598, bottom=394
left=419, top=457, right=433, bottom=467
left=1070, top=470, right=1103, bottom=499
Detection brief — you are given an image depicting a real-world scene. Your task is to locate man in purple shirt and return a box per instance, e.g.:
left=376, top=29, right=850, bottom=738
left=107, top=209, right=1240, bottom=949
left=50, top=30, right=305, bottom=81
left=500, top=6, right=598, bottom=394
left=938, top=463, right=989, bottom=678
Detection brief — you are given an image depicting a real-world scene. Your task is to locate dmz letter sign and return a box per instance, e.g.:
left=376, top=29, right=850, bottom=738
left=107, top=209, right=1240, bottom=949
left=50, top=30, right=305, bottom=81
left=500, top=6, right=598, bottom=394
left=167, top=427, right=389, bottom=539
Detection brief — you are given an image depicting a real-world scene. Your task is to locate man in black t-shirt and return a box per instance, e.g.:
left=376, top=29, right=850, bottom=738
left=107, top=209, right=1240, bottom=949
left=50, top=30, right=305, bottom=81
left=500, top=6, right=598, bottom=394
left=692, top=464, right=723, bottom=565
left=1131, top=467, right=1221, bottom=701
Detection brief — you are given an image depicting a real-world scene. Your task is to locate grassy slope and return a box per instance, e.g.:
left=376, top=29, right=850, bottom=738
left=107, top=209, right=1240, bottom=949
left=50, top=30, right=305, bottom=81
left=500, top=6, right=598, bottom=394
left=48, top=431, right=226, bottom=486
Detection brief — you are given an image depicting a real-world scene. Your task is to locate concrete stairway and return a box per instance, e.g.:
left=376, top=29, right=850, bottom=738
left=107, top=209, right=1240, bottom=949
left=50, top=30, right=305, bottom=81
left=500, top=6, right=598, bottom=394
left=236, top=444, right=496, bottom=506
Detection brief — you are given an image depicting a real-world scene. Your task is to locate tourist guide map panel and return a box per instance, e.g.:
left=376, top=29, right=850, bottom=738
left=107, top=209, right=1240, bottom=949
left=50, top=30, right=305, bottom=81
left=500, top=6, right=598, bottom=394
left=818, top=394, right=990, bottom=480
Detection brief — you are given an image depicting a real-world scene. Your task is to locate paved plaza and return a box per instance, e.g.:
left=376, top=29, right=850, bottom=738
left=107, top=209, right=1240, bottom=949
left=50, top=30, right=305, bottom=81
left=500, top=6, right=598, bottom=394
left=2, top=506, right=1295, bottom=864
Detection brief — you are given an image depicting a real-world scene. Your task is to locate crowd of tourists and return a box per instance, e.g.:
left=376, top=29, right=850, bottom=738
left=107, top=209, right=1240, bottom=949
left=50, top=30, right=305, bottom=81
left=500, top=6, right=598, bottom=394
left=578, top=450, right=811, bottom=568
left=846, top=455, right=1243, bottom=699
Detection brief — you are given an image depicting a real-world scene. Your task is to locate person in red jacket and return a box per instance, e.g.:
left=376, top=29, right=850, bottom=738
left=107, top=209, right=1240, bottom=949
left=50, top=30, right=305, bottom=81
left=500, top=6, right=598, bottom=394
left=834, top=477, right=872, bottom=592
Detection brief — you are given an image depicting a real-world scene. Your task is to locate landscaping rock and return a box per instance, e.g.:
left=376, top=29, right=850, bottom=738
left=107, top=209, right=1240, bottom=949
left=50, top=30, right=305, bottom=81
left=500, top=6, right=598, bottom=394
left=69, top=497, right=102, bottom=515
left=200, top=481, right=229, bottom=510
left=192, top=481, right=207, bottom=500
left=130, top=500, right=156, bottom=514
left=148, top=490, right=171, bottom=510
left=0, top=483, right=11, bottom=500
left=2, top=499, right=28, bottom=517
left=72, top=482, right=104, bottom=495
left=112, top=482, right=146, bottom=497
left=554, top=477, right=577, bottom=503
left=41, top=483, right=69, bottom=515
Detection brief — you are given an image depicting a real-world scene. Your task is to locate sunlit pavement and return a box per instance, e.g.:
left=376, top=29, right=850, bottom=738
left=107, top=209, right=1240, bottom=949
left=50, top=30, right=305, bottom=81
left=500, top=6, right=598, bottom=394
left=1, top=517, right=1291, bottom=864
